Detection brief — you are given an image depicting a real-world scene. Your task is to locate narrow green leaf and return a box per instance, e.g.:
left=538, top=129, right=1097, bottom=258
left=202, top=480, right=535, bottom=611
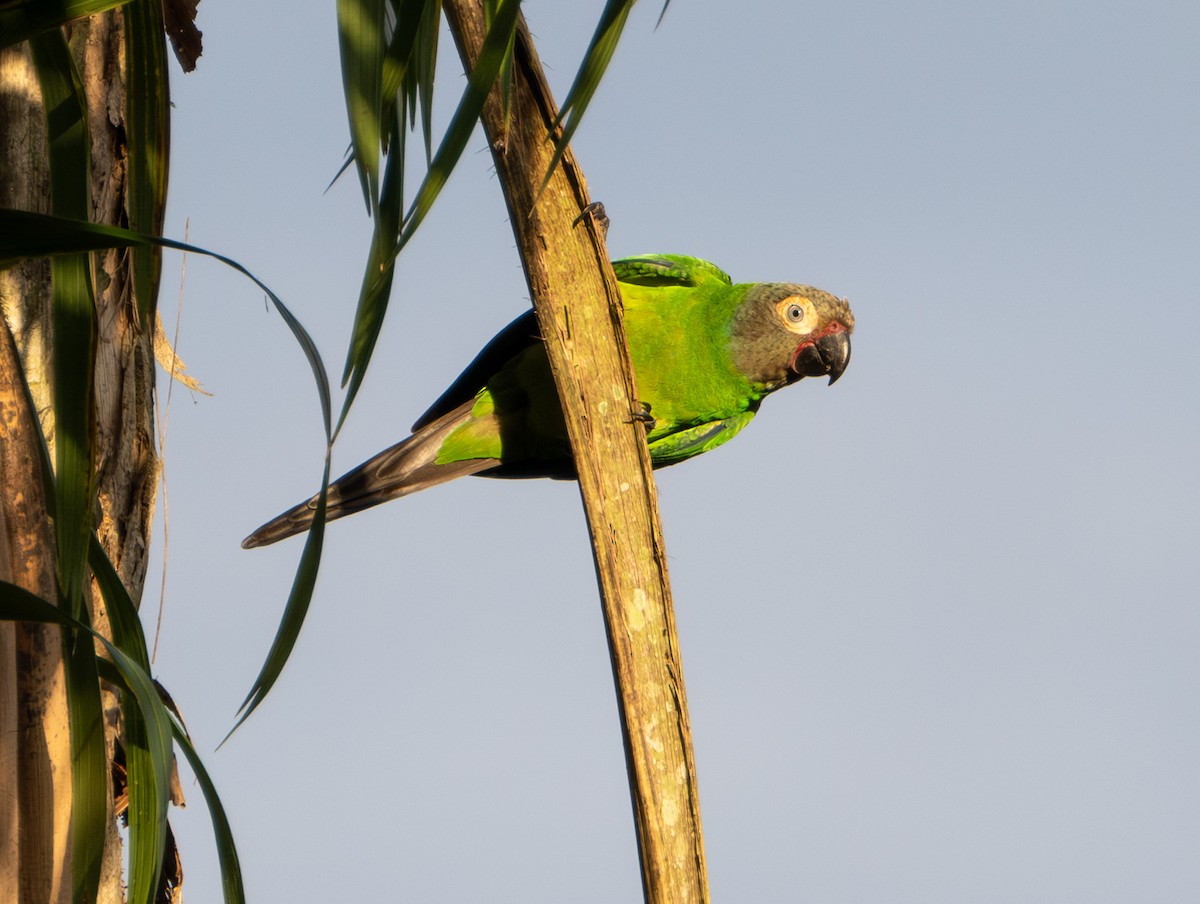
left=0, top=0, right=135, bottom=49
left=30, top=29, right=97, bottom=614
left=88, top=539, right=170, bottom=904
left=337, top=0, right=518, bottom=422
left=482, top=0, right=515, bottom=143
left=655, top=0, right=673, bottom=29
left=171, top=721, right=245, bottom=904
left=4, top=405, right=242, bottom=904
left=0, top=584, right=174, bottom=904
left=380, top=0, right=431, bottom=127
left=89, top=533, right=151, bottom=659
left=395, top=0, right=520, bottom=252
left=47, top=247, right=96, bottom=606
left=62, top=616, right=108, bottom=904
left=325, top=147, right=358, bottom=195
left=340, top=0, right=434, bottom=392
left=225, top=454, right=331, bottom=741
left=121, top=681, right=171, bottom=904
left=540, top=0, right=635, bottom=197
left=337, top=0, right=518, bottom=424
left=0, top=209, right=333, bottom=440
left=123, top=0, right=171, bottom=322
left=89, top=536, right=168, bottom=904
left=338, top=0, right=437, bottom=396
left=336, top=117, right=403, bottom=429
left=414, top=0, right=442, bottom=164
left=337, top=0, right=387, bottom=211
left=27, top=36, right=106, bottom=900
left=0, top=582, right=78, bottom=627
left=2, top=209, right=339, bottom=727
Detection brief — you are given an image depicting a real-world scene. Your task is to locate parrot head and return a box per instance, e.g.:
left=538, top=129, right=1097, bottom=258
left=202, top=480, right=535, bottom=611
left=730, top=284, right=854, bottom=389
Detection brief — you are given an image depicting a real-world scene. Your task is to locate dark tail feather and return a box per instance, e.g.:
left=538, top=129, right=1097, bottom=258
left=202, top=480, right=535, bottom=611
left=242, top=401, right=498, bottom=548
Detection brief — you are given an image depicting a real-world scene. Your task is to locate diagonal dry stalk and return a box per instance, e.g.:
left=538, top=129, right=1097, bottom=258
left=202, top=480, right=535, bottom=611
left=442, top=5, right=709, bottom=902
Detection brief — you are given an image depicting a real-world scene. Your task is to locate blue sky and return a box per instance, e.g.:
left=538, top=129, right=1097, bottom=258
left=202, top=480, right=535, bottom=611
left=151, top=2, right=1198, bottom=900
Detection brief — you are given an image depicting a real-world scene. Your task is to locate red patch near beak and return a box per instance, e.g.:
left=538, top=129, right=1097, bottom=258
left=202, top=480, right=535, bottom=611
left=788, top=321, right=852, bottom=384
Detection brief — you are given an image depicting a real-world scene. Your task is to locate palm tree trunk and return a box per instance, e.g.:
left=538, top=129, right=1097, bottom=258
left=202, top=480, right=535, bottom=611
left=0, top=13, right=161, bottom=901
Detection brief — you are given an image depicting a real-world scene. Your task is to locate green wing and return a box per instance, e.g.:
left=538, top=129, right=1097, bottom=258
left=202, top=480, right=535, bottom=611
left=415, top=255, right=731, bottom=431
left=647, top=411, right=756, bottom=467
left=612, top=254, right=732, bottom=289
left=412, top=310, right=541, bottom=431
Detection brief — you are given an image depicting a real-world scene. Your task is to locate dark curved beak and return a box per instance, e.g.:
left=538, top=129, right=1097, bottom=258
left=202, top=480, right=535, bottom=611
left=791, top=329, right=851, bottom=385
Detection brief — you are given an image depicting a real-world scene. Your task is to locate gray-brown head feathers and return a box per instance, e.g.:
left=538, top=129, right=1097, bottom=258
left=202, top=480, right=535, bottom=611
left=730, top=284, right=854, bottom=389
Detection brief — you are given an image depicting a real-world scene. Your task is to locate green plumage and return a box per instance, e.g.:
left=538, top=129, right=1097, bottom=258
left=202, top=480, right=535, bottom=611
left=244, top=255, right=854, bottom=548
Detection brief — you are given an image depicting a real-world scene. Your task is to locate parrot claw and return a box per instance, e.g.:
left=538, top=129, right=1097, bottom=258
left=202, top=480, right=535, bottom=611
left=629, top=401, right=656, bottom=431
left=574, top=201, right=610, bottom=238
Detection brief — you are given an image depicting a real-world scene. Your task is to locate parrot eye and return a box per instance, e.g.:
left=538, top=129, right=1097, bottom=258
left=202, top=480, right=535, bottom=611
left=776, top=295, right=815, bottom=333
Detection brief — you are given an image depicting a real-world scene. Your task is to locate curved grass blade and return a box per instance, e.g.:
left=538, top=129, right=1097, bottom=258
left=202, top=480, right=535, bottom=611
left=0, top=0, right=135, bottom=49
left=171, top=720, right=245, bottom=904
left=1, top=209, right=338, bottom=725
left=15, top=569, right=215, bottom=904
left=224, top=454, right=331, bottom=742
left=0, top=209, right=333, bottom=438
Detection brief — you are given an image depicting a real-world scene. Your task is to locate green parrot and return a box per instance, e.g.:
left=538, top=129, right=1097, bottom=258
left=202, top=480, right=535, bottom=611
left=243, top=254, right=853, bottom=548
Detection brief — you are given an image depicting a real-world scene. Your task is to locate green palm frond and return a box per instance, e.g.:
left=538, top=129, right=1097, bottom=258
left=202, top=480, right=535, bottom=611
left=337, top=0, right=520, bottom=423
left=0, top=0, right=136, bottom=48
left=0, top=585, right=186, bottom=904
left=0, top=205, right=315, bottom=901
left=26, top=33, right=106, bottom=899
left=28, top=28, right=95, bottom=615
left=338, top=0, right=388, bottom=210
left=338, top=0, right=653, bottom=412
left=123, top=0, right=171, bottom=322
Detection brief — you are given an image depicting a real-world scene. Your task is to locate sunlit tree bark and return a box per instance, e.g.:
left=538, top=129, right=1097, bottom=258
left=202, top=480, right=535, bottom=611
left=0, top=14, right=161, bottom=901
left=443, top=5, right=710, bottom=901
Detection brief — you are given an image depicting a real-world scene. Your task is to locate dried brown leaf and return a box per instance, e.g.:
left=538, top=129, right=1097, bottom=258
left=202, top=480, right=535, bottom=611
left=163, top=0, right=202, bottom=72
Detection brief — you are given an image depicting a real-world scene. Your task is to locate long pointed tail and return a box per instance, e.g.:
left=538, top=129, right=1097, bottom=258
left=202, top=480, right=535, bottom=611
left=242, top=401, right=498, bottom=548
